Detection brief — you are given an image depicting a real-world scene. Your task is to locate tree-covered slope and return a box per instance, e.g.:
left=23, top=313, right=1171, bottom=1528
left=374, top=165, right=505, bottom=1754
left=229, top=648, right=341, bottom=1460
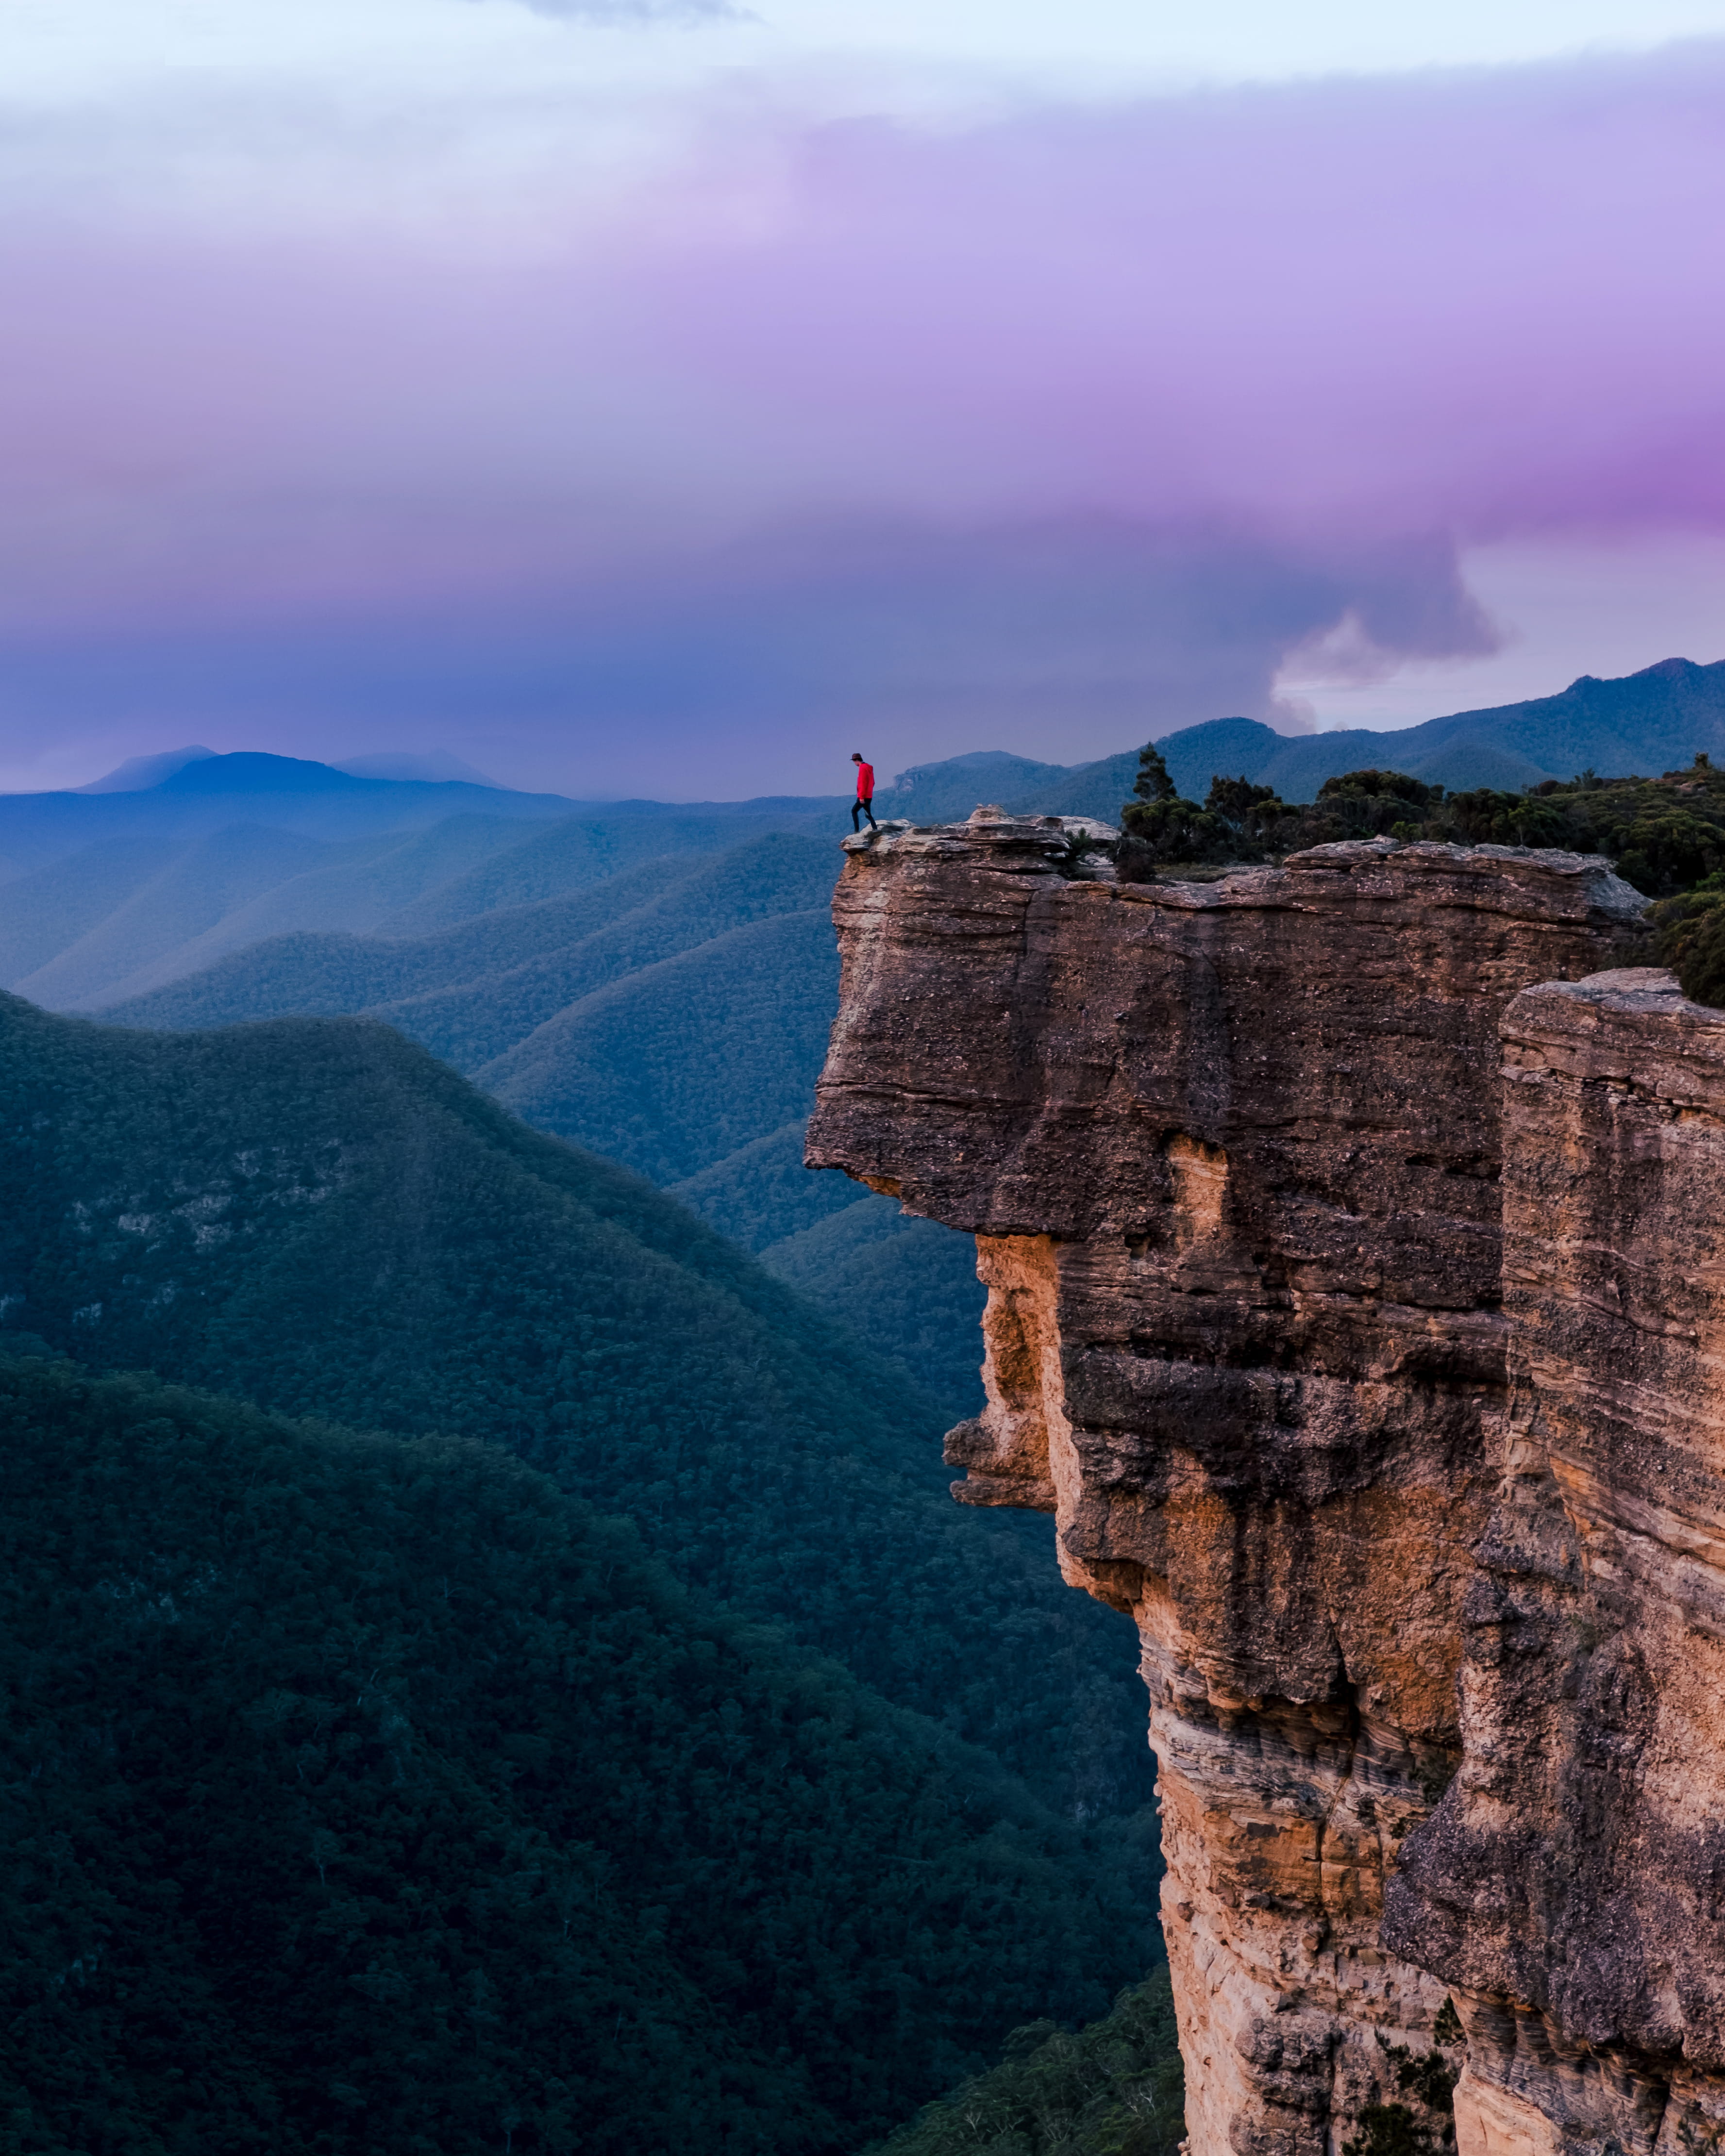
left=481, top=909, right=838, bottom=1182
left=380, top=808, right=830, bottom=934
left=665, top=1123, right=989, bottom=1430
left=868, top=1965, right=1184, bottom=2156
left=100, top=835, right=837, bottom=1096
left=0, top=1355, right=1150, bottom=2155
left=14, top=823, right=353, bottom=1010
left=669, top=1118, right=868, bottom=1250
left=112, top=811, right=541, bottom=989
left=96, top=836, right=972, bottom=1410
left=101, top=830, right=849, bottom=1192
left=2, top=814, right=558, bottom=1012
left=0, top=835, right=178, bottom=988
left=378, top=832, right=837, bottom=1072
left=757, top=1200, right=988, bottom=1428
left=1144, top=655, right=1725, bottom=804
left=16, top=667, right=1725, bottom=1005
left=98, top=850, right=724, bottom=1034
left=0, top=994, right=1153, bottom=1825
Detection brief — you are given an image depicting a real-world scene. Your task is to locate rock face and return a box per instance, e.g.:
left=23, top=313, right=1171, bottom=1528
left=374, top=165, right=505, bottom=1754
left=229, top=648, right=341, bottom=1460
left=805, top=815, right=1713, bottom=2156
left=1387, top=969, right=1725, bottom=2156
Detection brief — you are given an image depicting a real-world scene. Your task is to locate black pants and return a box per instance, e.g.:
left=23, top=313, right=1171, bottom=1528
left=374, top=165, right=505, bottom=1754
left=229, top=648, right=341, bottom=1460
left=851, top=796, right=877, bottom=831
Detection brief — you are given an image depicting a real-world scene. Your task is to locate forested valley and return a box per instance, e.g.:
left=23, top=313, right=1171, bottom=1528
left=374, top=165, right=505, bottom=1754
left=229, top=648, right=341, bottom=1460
left=2, top=1357, right=1165, bottom=2154
left=0, top=975, right=1170, bottom=2151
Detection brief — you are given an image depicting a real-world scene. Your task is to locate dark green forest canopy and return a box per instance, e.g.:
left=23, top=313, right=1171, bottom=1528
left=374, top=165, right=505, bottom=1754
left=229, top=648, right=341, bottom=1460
left=478, top=907, right=838, bottom=1184
left=0, top=1357, right=1153, bottom=2155
left=868, top=1964, right=1184, bottom=2156
left=1119, top=755, right=1725, bottom=901
left=758, top=1199, right=990, bottom=1425
left=0, top=993, right=1153, bottom=1827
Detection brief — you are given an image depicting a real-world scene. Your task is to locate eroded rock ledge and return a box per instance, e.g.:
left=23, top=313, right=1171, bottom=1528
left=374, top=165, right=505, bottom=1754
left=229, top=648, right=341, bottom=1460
left=807, top=815, right=1723, bottom=2156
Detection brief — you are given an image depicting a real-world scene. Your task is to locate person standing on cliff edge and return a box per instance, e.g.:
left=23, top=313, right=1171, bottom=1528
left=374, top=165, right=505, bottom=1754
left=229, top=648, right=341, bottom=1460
left=851, top=752, right=878, bottom=831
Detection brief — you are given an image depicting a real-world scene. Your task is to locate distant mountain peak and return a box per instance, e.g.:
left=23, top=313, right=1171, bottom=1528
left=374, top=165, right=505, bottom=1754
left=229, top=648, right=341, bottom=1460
left=1567, top=656, right=1705, bottom=694
left=153, top=752, right=377, bottom=795
left=77, top=746, right=217, bottom=794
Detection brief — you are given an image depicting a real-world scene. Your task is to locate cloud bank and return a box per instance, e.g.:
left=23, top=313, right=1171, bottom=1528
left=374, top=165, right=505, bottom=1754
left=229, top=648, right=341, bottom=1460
left=0, top=41, right=1721, bottom=791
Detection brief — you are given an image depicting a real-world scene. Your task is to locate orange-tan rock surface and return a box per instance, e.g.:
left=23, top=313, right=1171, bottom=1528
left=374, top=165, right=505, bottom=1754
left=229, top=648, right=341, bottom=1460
left=1387, top=969, right=1725, bottom=2156
left=807, top=814, right=1695, bottom=2156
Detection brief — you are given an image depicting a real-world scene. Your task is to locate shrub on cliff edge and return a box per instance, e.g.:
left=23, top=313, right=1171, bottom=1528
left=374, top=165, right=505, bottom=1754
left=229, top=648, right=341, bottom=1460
left=1652, top=871, right=1725, bottom=1005
left=1118, top=746, right=1725, bottom=899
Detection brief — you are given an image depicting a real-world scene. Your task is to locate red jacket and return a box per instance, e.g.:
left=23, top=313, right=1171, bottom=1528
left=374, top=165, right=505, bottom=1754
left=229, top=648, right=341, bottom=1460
left=854, top=761, right=874, bottom=797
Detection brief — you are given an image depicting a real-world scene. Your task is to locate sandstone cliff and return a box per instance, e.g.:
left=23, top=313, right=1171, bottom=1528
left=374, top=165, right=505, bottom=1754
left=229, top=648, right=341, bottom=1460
left=1387, top=969, right=1725, bottom=2156
left=806, top=814, right=1719, bottom=2156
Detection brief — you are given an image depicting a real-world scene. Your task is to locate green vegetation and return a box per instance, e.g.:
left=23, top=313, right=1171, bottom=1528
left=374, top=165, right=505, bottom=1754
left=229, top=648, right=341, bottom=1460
left=1139, top=655, right=1725, bottom=804
left=1651, top=872, right=1725, bottom=1004
left=100, top=830, right=852, bottom=1226
left=14, top=679, right=1725, bottom=1003
left=670, top=1119, right=867, bottom=1251
left=481, top=909, right=837, bottom=1181
left=1438, top=761, right=1725, bottom=893
left=1120, top=750, right=1725, bottom=907
left=94, top=849, right=721, bottom=1034
left=0, top=1354, right=1152, bottom=2153
left=6, top=799, right=839, bottom=1013
left=1118, top=751, right=1433, bottom=871
left=667, top=1123, right=991, bottom=1425
left=758, top=1198, right=988, bottom=1428
left=1117, top=745, right=1219, bottom=879
left=81, top=731, right=1725, bottom=1420
left=2, top=814, right=552, bottom=1011
left=105, top=832, right=844, bottom=1120
left=868, top=1964, right=1184, bottom=2156
left=375, top=837, right=831, bottom=1074
left=381, top=810, right=824, bottom=936
left=97, top=834, right=835, bottom=1044
left=0, top=992, right=1154, bottom=1828
left=0, top=989, right=1167, bottom=2149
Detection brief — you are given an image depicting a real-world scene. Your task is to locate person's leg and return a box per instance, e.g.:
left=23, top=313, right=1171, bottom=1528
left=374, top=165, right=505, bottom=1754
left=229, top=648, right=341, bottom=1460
left=852, top=800, right=864, bottom=831
left=863, top=796, right=878, bottom=828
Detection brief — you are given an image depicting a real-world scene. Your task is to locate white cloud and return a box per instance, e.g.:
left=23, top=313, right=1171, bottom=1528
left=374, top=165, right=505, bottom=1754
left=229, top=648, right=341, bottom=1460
left=1275, top=535, right=1725, bottom=731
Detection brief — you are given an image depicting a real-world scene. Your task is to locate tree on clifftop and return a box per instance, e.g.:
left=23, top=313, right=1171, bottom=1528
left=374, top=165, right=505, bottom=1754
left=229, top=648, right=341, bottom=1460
left=1131, top=743, right=1177, bottom=805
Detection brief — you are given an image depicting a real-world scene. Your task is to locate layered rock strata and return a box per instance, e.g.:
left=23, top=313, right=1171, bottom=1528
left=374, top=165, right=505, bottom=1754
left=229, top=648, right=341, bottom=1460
left=1387, top=970, right=1725, bottom=2156
left=806, top=815, right=1664, bottom=2156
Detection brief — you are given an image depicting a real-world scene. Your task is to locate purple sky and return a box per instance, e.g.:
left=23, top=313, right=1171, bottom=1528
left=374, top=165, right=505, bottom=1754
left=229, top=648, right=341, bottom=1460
left=2, top=27, right=1723, bottom=796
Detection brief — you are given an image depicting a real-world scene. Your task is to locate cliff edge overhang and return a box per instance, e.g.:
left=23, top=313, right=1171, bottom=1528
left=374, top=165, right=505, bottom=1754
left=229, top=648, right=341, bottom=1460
left=809, top=817, right=1725, bottom=2156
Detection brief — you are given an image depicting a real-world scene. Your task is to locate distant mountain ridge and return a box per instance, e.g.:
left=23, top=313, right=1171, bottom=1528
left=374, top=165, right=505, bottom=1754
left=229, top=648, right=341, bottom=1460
left=12, top=652, right=1722, bottom=892
left=0, top=751, right=580, bottom=879
left=1146, top=656, right=1725, bottom=804
left=864, top=658, right=1725, bottom=821
left=75, top=743, right=217, bottom=792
